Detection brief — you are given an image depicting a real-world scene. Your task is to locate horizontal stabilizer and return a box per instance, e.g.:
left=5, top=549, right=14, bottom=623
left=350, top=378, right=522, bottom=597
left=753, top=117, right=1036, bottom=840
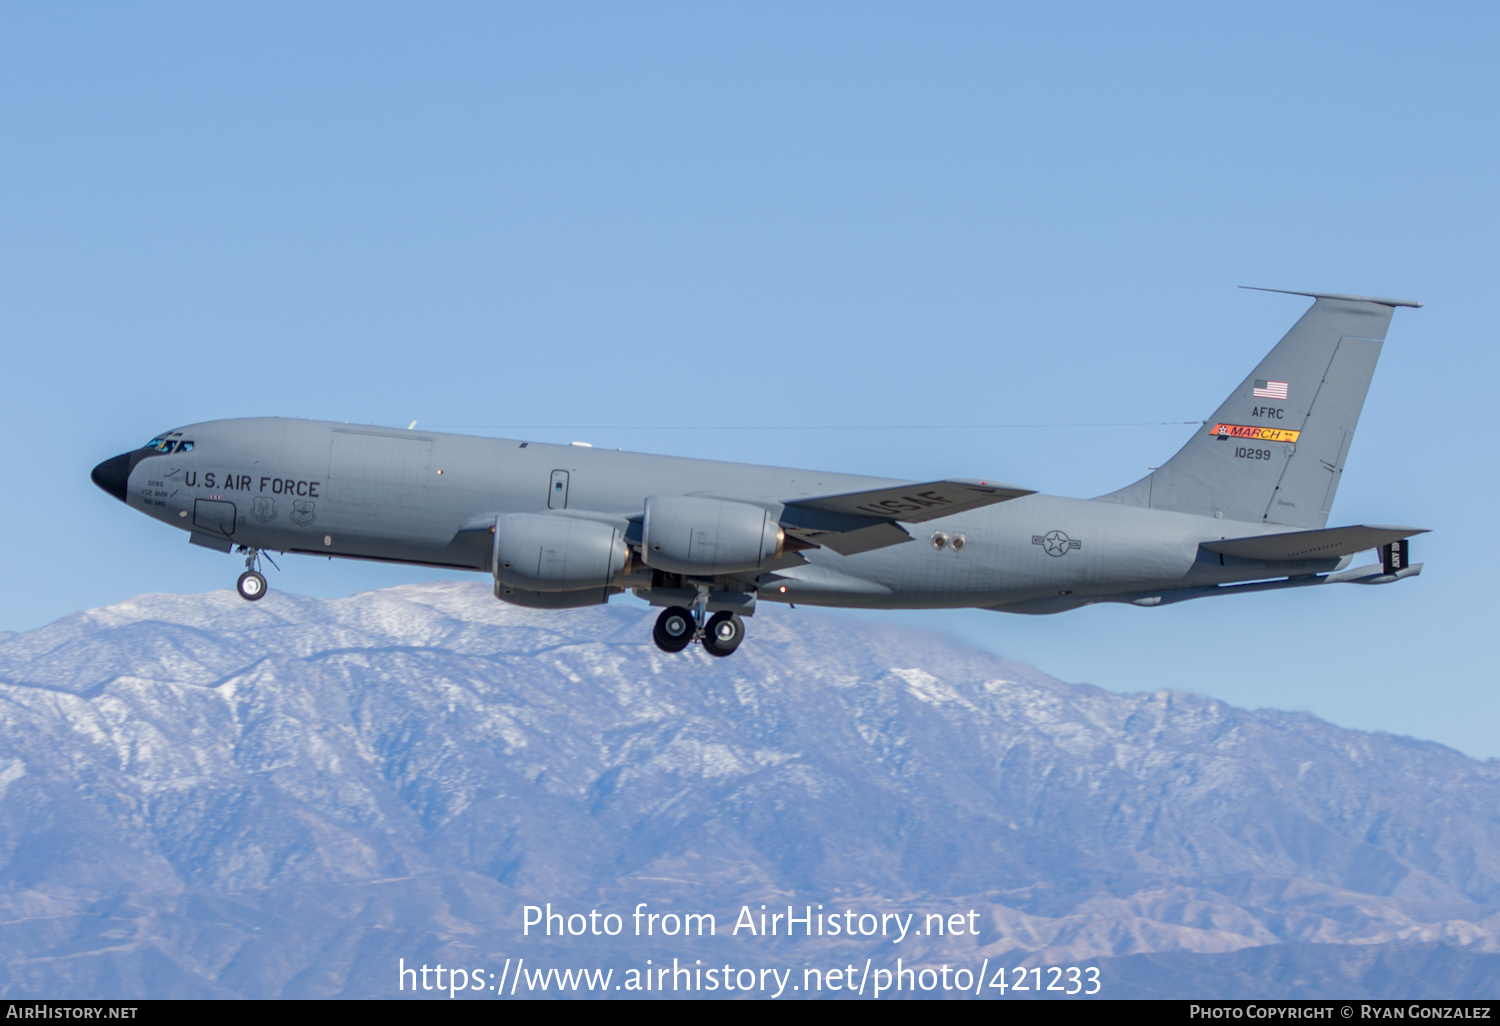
left=788, top=479, right=1032, bottom=524
left=1239, top=286, right=1423, bottom=308
left=1201, top=524, right=1427, bottom=562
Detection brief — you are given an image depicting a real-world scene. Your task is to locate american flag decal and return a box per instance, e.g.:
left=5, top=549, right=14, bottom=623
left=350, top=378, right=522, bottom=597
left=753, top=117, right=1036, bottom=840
left=1253, top=379, right=1289, bottom=400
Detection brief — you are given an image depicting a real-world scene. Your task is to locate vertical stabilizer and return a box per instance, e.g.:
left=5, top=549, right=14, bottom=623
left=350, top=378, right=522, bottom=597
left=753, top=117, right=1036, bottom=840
left=1097, top=290, right=1419, bottom=529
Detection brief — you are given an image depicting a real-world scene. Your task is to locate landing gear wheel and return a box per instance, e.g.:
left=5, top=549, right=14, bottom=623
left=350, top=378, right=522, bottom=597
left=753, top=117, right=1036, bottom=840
left=652, top=606, right=694, bottom=653
left=702, top=611, right=745, bottom=657
left=236, top=570, right=268, bottom=602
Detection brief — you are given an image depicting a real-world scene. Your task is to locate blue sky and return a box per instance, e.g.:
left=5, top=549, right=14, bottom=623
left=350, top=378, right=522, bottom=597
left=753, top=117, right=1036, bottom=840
left=3, top=3, right=1496, bottom=755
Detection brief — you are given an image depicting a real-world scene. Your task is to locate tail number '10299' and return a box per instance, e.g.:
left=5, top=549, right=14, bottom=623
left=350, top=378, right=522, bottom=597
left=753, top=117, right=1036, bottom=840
left=1235, top=447, right=1272, bottom=461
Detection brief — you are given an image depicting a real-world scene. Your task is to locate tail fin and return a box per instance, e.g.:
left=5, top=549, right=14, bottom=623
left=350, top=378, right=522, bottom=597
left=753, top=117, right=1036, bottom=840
left=1098, top=288, right=1420, bottom=528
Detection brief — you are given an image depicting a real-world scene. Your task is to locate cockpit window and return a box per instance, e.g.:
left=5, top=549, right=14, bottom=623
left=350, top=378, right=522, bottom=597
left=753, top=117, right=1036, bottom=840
left=143, top=438, right=194, bottom=454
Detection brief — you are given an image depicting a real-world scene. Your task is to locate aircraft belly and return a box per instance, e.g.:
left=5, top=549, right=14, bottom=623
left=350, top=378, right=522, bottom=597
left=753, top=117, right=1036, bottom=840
left=758, top=562, right=893, bottom=607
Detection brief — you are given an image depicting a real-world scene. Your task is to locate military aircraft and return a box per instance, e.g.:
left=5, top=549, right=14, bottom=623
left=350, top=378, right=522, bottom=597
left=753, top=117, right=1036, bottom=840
left=91, top=288, right=1425, bottom=657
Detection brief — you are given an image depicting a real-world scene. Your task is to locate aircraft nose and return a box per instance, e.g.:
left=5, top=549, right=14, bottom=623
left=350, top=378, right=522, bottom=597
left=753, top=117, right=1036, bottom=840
left=90, top=452, right=133, bottom=503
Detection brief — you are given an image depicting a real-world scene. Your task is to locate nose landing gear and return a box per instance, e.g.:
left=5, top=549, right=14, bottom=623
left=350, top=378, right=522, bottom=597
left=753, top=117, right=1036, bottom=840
left=234, top=546, right=277, bottom=602
left=237, top=570, right=267, bottom=601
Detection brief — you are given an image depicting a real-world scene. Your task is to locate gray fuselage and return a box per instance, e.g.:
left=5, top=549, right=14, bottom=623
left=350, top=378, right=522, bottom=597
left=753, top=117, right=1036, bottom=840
left=110, top=416, right=1337, bottom=613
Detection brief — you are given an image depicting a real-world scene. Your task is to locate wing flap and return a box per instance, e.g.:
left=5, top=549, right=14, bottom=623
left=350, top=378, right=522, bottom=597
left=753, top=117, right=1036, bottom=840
left=802, top=520, right=914, bottom=556
left=1201, top=524, right=1427, bottom=562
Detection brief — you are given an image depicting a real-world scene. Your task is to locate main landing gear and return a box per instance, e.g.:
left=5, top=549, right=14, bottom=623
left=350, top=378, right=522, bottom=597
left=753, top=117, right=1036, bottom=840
left=653, top=607, right=694, bottom=652
left=652, top=605, right=746, bottom=657
left=234, top=546, right=277, bottom=602
left=703, top=611, right=745, bottom=657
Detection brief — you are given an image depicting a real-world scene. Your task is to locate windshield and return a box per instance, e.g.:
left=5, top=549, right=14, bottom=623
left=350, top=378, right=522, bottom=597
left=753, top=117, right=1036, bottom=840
left=143, top=437, right=194, bottom=454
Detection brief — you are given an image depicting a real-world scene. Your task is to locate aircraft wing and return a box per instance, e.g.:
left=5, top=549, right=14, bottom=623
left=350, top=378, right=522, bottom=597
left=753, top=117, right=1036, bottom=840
left=779, top=478, right=1033, bottom=556
left=788, top=479, right=1033, bottom=522
left=1200, top=524, right=1428, bottom=562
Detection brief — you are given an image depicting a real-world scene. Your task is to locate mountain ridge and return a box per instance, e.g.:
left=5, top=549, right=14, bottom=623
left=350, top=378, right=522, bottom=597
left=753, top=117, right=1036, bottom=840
left=0, top=581, right=1496, bottom=998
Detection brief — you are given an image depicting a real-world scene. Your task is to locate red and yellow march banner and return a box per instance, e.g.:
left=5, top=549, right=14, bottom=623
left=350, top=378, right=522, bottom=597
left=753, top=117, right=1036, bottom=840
left=1210, top=423, right=1301, bottom=443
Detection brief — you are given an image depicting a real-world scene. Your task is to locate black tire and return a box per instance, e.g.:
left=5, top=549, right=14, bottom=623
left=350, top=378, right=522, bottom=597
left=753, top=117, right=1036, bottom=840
left=702, top=611, right=744, bottom=657
left=236, top=570, right=268, bottom=602
left=652, top=606, right=694, bottom=653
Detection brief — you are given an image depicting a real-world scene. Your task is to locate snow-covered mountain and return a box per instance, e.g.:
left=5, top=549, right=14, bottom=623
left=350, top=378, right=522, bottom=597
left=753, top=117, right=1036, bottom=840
left=1, top=582, right=1497, bottom=998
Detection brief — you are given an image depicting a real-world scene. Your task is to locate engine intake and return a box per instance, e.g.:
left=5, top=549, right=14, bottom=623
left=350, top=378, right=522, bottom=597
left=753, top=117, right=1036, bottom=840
left=493, top=513, right=628, bottom=593
left=641, top=496, right=783, bottom=575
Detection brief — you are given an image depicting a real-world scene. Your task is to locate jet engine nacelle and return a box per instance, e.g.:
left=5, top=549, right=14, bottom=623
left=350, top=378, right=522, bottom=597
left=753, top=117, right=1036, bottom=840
left=493, top=513, right=628, bottom=593
left=494, top=582, right=618, bottom=608
left=641, top=496, right=783, bottom=575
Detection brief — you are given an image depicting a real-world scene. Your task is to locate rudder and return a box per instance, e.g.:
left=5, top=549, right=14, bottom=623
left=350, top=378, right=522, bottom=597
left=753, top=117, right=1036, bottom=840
left=1098, top=289, right=1419, bottom=529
